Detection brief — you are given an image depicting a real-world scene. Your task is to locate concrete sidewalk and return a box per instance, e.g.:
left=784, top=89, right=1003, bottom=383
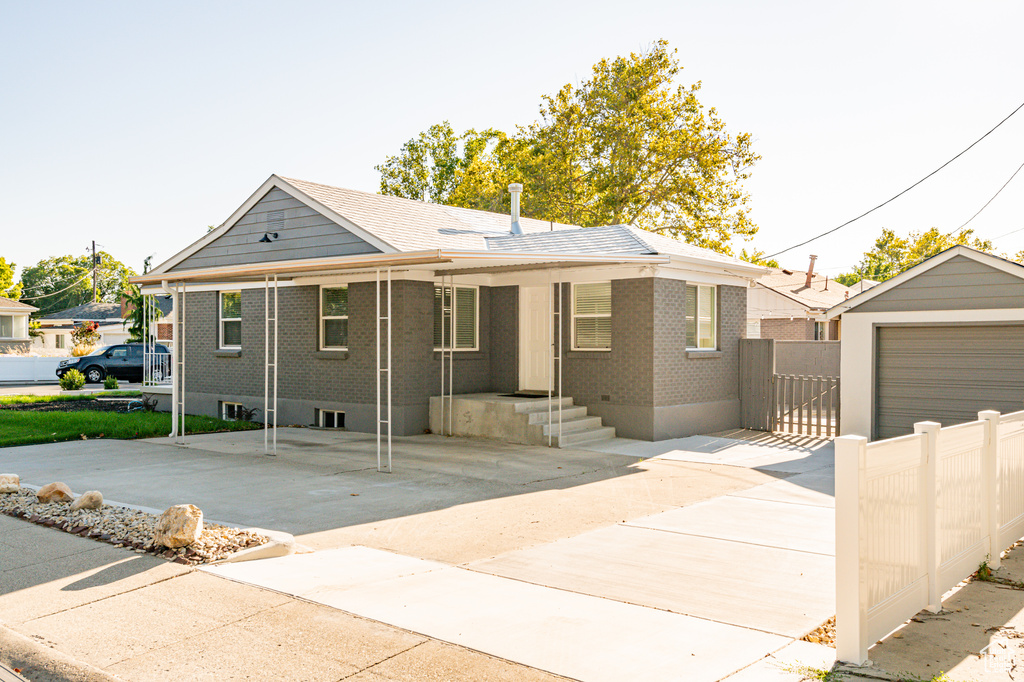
left=0, top=516, right=567, bottom=681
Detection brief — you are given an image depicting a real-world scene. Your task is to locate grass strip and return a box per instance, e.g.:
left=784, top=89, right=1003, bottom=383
left=0, top=410, right=260, bottom=447
left=0, top=391, right=142, bottom=406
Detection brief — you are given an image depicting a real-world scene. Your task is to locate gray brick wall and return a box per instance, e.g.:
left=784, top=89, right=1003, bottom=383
left=559, top=278, right=655, bottom=407
left=760, top=317, right=814, bottom=341
left=652, top=282, right=745, bottom=406
left=181, top=280, right=507, bottom=434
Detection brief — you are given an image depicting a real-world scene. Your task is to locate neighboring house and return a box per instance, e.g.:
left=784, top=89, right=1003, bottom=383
left=747, top=255, right=878, bottom=340
left=132, top=174, right=769, bottom=444
left=0, top=297, right=37, bottom=353
left=827, top=245, right=1024, bottom=440
left=33, top=297, right=173, bottom=352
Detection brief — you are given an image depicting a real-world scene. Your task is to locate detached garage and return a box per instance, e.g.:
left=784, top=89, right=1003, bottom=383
left=829, top=246, right=1024, bottom=440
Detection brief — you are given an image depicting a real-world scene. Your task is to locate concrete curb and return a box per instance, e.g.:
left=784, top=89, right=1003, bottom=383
left=0, top=623, right=121, bottom=682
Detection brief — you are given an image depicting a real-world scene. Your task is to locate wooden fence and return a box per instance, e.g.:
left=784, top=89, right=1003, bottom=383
left=771, top=374, right=840, bottom=437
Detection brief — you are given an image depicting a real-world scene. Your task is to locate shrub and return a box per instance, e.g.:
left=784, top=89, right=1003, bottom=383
left=103, top=375, right=119, bottom=390
left=59, top=369, right=85, bottom=391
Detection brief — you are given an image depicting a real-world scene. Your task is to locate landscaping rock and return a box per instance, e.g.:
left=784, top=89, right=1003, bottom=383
left=70, top=490, right=103, bottom=511
left=0, top=474, right=19, bottom=493
left=36, top=482, right=73, bottom=503
left=154, top=504, right=203, bottom=548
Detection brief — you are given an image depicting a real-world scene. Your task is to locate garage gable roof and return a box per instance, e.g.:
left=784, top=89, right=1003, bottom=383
left=827, top=246, right=1024, bottom=318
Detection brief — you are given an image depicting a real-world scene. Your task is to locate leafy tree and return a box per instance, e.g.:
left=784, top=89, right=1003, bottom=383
left=835, top=228, right=995, bottom=285
left=377, top=40, right=759, bottom=254
left=739, top=248, right=779, bottom=268
left=120, top=283, right=161, bottom=343
left=19, top=252, right=137, bottom=316
left=0, top=257, right=21, bottom=299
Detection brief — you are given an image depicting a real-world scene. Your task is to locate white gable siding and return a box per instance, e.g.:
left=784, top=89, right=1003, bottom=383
left=170, top=188, right=380, bottom=271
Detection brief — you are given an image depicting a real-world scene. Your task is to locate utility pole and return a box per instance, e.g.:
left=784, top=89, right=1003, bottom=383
left=91, top=240, right=98, bottom=303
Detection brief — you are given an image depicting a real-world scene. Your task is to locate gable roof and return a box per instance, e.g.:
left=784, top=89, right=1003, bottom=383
left=826, top=245, right=1024, bottom=318
left=39, top=302, right=123, bottom=321
left=0, top=296, right=37, bottom=313
left=148, top=174, right=764, bottom=277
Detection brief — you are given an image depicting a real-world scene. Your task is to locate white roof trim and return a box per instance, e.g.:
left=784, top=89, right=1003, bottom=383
left=826, top=245, right=1024, bottom=318
left=147, top=175, right=399, bottom=277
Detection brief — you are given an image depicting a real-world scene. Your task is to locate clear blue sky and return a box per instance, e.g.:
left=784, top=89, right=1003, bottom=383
left=2, top=0, right=1023, bottom=279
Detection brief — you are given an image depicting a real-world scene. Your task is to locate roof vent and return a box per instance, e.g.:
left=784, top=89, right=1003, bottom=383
left=509, top=183, right=523, bottom=235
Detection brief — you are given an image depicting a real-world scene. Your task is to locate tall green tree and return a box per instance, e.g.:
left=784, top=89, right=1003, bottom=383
left=835, top=227, right=995, bottom=286
left=120, top=283, right=160, bottom=343
left=19, top=252, right=137, bottom=316
left=377, top=40, right=760, bottom=254
left=0, top=257, right=21, bottom=299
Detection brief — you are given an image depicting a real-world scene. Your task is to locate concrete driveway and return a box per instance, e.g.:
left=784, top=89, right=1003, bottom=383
left=1, top=427, right=837, bottom=681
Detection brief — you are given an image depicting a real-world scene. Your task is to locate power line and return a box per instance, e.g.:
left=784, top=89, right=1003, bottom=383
left=765, top=99, right=1024, bottom=259
left=952, top=158, right=1024, bottom=235
left=19, top=271, right=93, bottom=301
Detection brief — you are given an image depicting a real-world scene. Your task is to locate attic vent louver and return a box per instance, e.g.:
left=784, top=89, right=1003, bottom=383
left=268, top=210, right=285, bottom=233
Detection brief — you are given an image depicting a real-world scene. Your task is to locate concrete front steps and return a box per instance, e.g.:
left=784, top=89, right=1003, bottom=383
left=428, top=393, right=616, bottom=448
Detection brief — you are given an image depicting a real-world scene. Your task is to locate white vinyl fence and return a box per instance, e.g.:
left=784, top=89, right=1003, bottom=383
left=836, top=408, right=1024, bottom=664
left=0, top=356, right=63, bottom=382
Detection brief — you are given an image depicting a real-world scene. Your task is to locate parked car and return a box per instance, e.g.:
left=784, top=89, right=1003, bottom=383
left=56, top=343, right=171, bottom=384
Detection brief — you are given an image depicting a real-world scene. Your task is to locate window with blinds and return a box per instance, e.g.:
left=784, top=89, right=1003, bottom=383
left=320, top=286, right=349, bottom=350
left=685, top=284, right=717, bottom=350
left=433, top=285, right=478, bottom=350
left=573, top=282, right=611, bottom=350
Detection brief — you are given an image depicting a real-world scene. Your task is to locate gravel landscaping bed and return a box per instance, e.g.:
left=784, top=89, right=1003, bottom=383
left=802, top=615, right=836, bottom=647
left=0, top=489, right=268, bottom=565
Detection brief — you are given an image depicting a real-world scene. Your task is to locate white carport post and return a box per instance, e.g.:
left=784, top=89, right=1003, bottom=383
left=174, top=281, right=186, bottom=444
left=547, top=271, right=563, bottom=447
left=376, top=267, right=392, bottom=473
left=160, top=281, right=178, bottom=439
left=264, top=274, right=278, bottom=456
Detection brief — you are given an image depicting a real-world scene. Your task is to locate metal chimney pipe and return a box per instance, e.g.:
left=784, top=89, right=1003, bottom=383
left=509, top=183, right=523, bottom=235
left=805, top=254, right=818, bottom=288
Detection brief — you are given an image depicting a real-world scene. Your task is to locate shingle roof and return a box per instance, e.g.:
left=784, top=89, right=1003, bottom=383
left=281, top=177, right=580, bottom=251
left=283, top=177, right=752, bottom=268
left=757, top=269, right=860, bottom=310
left=39, top=302, right=123, bottom=321
left=0, top=296, right=36, bottom=312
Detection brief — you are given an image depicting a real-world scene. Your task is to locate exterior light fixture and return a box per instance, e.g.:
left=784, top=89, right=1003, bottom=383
left=259, top=232, right=279, bottom=243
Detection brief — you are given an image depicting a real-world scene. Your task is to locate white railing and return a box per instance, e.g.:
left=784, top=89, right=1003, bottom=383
left=143, top=350, right=172, bottom=386
left=837, top=408, right=1024, bottom=664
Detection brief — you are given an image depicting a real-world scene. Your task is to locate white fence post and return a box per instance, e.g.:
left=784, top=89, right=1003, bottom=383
left=914, top=421, right=941, bottom=612
left=836, top=434, right=869, bottom=665
left=980, top=410, right=1001, bottom=570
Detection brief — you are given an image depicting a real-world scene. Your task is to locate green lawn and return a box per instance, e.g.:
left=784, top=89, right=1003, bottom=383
left=0, top=390, right=142, bottom=406
left=0, top=410, right=261, bottom=448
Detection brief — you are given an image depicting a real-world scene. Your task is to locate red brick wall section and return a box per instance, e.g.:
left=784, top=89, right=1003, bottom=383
left=759, top=317, right=815, bottom=341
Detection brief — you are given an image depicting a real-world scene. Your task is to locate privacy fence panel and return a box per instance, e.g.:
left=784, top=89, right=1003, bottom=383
left=837, top=408, right=1024, bottom=665
left=739, top=339, right=774, bottom=431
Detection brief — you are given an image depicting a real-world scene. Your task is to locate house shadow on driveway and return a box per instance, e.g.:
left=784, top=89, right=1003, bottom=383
left=0, top=426, right=809, bottom=564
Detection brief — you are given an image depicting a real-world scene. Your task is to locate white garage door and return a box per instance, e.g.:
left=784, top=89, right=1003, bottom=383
left=874, top=324, right=1024, bottom=439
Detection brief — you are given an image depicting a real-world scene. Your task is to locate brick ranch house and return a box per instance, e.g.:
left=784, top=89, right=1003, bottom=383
left=133, top=175, right=768, bottom=448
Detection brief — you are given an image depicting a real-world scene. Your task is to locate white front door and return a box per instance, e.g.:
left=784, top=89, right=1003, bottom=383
left=519, top=285, right=551, bottom=392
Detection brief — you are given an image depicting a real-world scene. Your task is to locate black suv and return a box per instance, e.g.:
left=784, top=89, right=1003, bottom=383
left=56, top=344, right=171, bottom=384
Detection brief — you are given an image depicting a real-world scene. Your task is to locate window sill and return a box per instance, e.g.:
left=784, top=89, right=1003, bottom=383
left=433, top=350, right=483, bottom=358
left=686, top=350, right=722, bottom=359
left=316, top=350, right=349, bottom=360
left=214, top=349, right=242, bottom=358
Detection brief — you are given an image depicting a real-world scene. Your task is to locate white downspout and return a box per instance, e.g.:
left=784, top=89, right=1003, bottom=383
left=160, top=280, right=178, bottom=438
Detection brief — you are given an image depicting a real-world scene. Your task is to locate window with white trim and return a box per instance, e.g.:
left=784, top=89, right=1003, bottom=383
left=219, top=291, right=241, bottom=349
left=318, top=409, right=345, bottom=428
left=814, top=321, right=826, bottom=341
left=433, top=285, right=478, bottom=350
left=320, top=286, right=348, bottom=350
left=685, top=284, right=717, bottom=350
left=572, top=282, right=611, bottom=351
left=221, top=401, right=244, bottom=421
left=56, top=334, right=66, bottom=349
